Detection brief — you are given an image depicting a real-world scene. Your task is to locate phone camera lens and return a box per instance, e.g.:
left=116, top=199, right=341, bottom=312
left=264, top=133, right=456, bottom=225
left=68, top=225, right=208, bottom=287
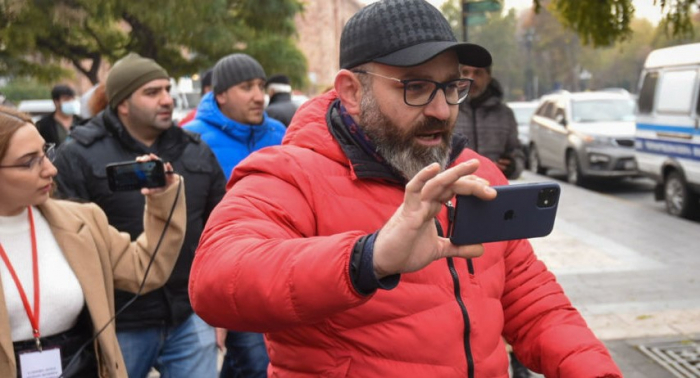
left=537, top=188, right=558, bottom=208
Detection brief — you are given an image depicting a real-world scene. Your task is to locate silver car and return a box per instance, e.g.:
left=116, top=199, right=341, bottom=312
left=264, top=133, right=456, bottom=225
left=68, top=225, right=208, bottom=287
left=507, top=100, right=539, bottom=163
left=528, top=90, right=638, bottom=186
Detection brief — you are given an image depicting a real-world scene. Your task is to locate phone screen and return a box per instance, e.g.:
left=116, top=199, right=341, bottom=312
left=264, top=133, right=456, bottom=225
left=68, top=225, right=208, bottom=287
left=106, top=160, right=166, bottom=192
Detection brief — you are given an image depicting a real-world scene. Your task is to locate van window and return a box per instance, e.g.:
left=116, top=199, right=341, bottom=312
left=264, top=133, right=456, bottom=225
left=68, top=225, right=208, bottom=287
left=554, top=108, right=566, bottom=125
left=657, top=69, right=697, bottom=114
left=637, top=72, right=657, bottom=114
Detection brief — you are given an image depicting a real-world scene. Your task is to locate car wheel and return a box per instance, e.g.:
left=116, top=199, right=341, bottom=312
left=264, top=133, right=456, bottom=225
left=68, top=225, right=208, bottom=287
left=664, top=171, right=700, bottom=219
left=528, top=145, right=546, bottom=174
left=566, top=152, right=586, bottom=186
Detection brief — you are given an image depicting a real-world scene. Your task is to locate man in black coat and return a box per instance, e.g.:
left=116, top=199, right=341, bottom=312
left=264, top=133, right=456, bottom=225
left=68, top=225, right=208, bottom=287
left=36, top=85, right=82, bottom=146
left=265, top=74, right=299, bottom=127
left=53, top=53, right=226, bottom=378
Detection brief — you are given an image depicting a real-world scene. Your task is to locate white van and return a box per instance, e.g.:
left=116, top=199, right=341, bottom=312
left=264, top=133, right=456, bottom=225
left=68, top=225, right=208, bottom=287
left=635, top=43, right=700, bottom=219
left=17, top=99, right=55, bottom=122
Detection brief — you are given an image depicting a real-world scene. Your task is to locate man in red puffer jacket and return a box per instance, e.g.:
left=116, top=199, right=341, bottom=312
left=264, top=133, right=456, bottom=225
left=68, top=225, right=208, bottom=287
left=189, top=0, right=623, bottom=377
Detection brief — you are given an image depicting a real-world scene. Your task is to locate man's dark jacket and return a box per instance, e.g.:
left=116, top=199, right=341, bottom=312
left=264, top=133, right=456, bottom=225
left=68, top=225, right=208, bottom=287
left=266, top=93, right=298, bottom=127
left=53, top=108, right=227, bottom=329
left=36, top=112, right=82, bottom=146
left=455, top=79, right=525, bottom=179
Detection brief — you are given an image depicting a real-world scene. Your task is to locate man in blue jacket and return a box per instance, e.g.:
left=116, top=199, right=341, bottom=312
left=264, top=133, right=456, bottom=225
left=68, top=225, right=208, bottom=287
left=185, top=53, right=286, bottom=180
left=184, top=53, right=285, bottom=377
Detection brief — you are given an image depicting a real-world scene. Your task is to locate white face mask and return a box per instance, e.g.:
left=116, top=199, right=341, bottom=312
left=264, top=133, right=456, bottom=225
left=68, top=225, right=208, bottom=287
left=60, top=99, right=81, bottom=116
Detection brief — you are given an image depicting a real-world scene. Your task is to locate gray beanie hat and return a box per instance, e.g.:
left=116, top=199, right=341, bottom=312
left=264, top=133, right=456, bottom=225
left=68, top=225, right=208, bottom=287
left=106, top=53, right=169, bottom=109
left=212, top=53, right=266, bottom=94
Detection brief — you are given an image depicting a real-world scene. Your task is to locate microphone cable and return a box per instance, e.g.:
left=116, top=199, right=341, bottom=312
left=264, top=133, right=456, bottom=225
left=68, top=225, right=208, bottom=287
left=58, top=175, right=183, bottom=377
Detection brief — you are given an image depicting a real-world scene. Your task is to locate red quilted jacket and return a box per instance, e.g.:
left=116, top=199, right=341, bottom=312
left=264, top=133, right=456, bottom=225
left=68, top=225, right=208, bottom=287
left=189, top=91, right=622, bottom=377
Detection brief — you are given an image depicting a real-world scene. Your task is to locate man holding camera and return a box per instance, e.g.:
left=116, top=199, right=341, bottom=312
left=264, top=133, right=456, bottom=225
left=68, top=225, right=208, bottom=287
left=455, top=64, right=525, bottom=179
left=53, top=53, right=226, bottom=378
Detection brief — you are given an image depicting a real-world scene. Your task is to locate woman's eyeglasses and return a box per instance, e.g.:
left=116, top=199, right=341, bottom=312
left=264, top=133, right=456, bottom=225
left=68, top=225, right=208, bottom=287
left=0, top=143, right=56, bottom=170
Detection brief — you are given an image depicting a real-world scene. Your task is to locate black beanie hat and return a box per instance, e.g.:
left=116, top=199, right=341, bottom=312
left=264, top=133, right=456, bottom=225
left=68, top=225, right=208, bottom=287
left=200, top=69, right=213, bottom=93
left=106, top=53, right=169, bottom=109
left=265, top=74, right=291, bottom=88
left=339, top=0, right=491, bottom=69
left=213, top=53, right=266, bottom=94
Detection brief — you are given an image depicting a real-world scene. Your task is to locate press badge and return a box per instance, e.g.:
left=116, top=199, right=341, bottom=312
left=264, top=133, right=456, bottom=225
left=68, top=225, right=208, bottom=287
left=19, top=347, right=62, bottom=378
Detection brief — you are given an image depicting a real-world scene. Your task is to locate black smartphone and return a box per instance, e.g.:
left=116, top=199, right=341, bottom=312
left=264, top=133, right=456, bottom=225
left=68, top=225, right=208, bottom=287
left=449, top=182, right=560, bottom=245
left=106, top=160, right=166, bottom=192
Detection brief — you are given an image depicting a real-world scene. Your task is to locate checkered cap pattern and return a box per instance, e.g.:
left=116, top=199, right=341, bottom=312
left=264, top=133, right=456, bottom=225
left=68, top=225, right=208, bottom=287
left=340, top=0, right=491, bottom=69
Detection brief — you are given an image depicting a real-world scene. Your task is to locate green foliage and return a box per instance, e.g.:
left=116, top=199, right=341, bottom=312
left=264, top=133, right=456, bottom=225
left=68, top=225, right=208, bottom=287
left=0, top=0, right=308, bottom=88
left=442, top=0, right=700, bottom=100
left=656, top=0, right=696, bottom=38
left=579, top=19, right=656, bottom=92
left=530, top=0, right=698, bottom=46
left=1, top=77, right=52, bottom=103
left=549, top=0, right=634, bottom=46
left=466, top=10, right=523, bottom=98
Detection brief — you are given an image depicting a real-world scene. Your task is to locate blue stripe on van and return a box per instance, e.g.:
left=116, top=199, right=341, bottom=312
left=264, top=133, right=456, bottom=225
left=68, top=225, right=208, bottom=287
left=636, top=123, right=700, bottom=135
left=635, top=137, right=700, bottom=161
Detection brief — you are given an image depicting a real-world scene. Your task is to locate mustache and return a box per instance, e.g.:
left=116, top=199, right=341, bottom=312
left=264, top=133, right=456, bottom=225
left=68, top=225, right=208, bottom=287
left=414, top=116, right=450, bottom=135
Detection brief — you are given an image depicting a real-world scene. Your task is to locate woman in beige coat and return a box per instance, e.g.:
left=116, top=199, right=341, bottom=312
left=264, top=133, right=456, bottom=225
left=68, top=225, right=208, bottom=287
left=0, top=105, right=186, bottom=377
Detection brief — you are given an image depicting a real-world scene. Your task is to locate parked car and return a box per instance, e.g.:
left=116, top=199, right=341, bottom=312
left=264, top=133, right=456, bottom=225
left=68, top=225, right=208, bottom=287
left=528, top=90, right=638, bottom=186
left=507, top=100, right=539, bottom=164
left=17, top=99, right=55, bottom=122
left=635, top=42, right=700, bottom=219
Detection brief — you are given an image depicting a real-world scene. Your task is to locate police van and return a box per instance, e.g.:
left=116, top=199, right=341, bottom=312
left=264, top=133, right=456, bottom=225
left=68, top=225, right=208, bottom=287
left=635, top=43, right=700, bottom=219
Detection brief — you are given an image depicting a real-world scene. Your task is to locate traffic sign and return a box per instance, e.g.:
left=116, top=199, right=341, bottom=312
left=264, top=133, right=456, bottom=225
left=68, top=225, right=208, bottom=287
left=463, top=0, right=502, bottom=14
left=465, top=13, right=488, bottom=26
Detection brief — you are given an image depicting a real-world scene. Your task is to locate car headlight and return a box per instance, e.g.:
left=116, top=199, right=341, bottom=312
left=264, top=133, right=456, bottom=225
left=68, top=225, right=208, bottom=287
left=584, top=135, right=615, bottom=145
left=589, top=153, right=611, bottom=163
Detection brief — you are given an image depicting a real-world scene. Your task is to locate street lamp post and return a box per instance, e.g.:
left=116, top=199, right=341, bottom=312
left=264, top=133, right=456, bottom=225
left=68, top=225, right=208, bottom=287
left=524, top=28, right=535, bottom=100
left=462, top=1, right=469, bottom=42
left=579, top=69, right=592, bottom=91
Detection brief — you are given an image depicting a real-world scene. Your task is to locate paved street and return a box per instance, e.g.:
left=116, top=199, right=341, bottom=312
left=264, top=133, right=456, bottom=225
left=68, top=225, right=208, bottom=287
left=516, top=171, right=700, bottom=377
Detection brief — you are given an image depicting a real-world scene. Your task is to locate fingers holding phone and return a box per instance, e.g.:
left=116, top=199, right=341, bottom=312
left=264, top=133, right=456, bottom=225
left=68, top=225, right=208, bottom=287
left=105, top=154, right=179, bottom=194
left=134, top=154, right=179, bottom=196
left=413, top=160, right=496, bottom=206
left=372, top=160, right=496, bottom=278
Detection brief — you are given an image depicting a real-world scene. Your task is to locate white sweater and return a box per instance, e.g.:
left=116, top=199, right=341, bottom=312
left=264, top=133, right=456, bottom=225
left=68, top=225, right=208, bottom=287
left=0, top=207, right=84, bottom=342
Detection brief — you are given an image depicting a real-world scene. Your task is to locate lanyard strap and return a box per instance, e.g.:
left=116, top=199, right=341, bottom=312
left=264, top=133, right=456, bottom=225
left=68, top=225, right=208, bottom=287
left=0, top=206, right=41, bottom=350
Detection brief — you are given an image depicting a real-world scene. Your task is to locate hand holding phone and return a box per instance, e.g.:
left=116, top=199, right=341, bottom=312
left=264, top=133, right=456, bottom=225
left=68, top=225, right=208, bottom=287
left=106, top=154, right=174, bottom=193
left=449, top=182, right=560, bottom=245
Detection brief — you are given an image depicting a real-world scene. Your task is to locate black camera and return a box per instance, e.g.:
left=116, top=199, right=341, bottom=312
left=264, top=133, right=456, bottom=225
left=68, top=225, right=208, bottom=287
left=537, top=187, right=560, bottom=208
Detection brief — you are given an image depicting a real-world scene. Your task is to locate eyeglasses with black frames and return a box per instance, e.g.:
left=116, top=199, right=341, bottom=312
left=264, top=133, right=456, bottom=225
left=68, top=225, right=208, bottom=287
left=352, top=70, right=473, bottom=107
left=0, top=143, right=56, bottom=170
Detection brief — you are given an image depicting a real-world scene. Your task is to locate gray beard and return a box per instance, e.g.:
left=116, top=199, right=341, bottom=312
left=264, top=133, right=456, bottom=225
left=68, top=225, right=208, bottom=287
left=358, top=91, right=451, bottom=180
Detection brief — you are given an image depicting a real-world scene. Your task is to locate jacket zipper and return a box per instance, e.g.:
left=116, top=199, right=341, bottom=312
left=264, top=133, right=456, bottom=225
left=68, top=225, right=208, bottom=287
left=444, top=201, right=475, bottom=377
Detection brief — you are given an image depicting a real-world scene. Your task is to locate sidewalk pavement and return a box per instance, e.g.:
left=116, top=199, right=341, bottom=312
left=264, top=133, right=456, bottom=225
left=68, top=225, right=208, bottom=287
left=518, top=171, right=700, bottom=377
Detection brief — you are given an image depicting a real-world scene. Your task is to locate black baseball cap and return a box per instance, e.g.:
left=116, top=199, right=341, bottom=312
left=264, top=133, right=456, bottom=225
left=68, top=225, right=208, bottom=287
left=339, top=0, right=492, bottom=69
